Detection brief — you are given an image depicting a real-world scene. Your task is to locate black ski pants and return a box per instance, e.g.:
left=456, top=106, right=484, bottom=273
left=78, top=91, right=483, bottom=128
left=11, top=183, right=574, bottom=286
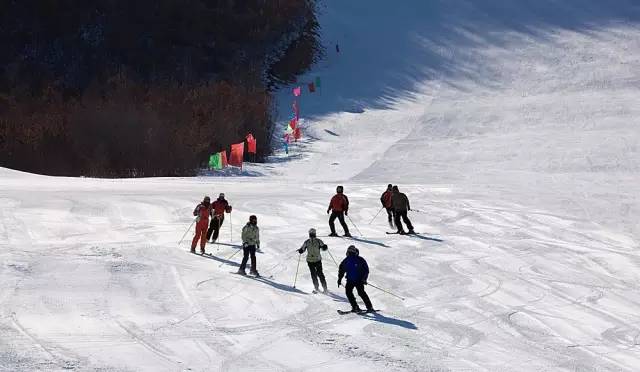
left=307, top=261, right=327, bottom=291
left=345, top=281, right=373, bottom=311
left=239, top=245, right=257, bottom=273
left=329, top=211, right=350, bottom=235
left=394, top=209, right=414, bottom=232
left=207, top=215, right=224, bottom=241
left=385, top=207, right=395, bottom=225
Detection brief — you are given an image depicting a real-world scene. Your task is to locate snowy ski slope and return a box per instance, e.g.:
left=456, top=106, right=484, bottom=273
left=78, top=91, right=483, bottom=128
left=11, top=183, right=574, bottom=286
left=2, top=1, right=640, bottom=371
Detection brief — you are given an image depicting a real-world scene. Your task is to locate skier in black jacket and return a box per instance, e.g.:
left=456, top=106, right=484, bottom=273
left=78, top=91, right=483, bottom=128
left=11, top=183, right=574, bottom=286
left=391, top=185, right=415, bottom=235
left=338, top=245, right=374, bottom=313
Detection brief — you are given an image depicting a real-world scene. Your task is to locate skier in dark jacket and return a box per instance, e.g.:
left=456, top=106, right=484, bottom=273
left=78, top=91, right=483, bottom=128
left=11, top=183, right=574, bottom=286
left=207, top=193, right=232, bottom=243
left=298, top=228, right=329, bottom=293
left=327, top=185, right=351, bottom=237
left=391, top=185, right=415, bottom=235
left=380, top=184, right=395, bottom=229
left=338, top=245, right=374, bottom=312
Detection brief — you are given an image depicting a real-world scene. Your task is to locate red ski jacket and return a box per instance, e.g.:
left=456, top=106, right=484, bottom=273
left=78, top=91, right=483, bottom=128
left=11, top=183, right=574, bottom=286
left=212, top=199, right=231, bottom=216
left=328, top=194, right=349, bottom=213
left=193, top=203, right=212, bottom=226
left=380, top=191, right=393, bottom=208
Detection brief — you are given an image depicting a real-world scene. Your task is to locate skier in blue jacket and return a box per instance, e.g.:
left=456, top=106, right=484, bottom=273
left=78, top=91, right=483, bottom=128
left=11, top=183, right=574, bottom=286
left=338, top=245, right=374, bottom=313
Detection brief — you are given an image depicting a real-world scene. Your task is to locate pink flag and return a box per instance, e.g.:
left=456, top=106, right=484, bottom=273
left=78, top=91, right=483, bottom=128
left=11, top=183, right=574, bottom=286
left=293, top=86, right=301, bottom=97
left=289, top=118, right=298, bottom=130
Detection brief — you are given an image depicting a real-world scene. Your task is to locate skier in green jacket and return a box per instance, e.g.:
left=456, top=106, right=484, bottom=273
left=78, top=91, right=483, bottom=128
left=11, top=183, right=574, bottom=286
left=238, top=215, right=260, bottom=276
left=298, top=228, right=329, bottom=293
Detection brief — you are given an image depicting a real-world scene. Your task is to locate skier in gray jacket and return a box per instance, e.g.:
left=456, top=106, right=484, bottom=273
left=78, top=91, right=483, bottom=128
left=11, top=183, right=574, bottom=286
left=298, top=228, right=329, bottom=293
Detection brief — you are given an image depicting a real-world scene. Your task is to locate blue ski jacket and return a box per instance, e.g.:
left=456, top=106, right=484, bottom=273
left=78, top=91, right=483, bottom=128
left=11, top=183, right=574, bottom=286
left=338, top=255, right=369, bottom=284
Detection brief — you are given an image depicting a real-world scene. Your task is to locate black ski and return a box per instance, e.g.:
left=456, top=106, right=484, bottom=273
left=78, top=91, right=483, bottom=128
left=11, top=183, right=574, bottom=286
left=337, top=309, right=380, bottom=315
left=230, top=271, right=273, bottom=279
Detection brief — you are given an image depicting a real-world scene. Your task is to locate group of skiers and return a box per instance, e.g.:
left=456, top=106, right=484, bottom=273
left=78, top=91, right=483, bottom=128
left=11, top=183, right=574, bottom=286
left=189, top=184, right=415, bottom=313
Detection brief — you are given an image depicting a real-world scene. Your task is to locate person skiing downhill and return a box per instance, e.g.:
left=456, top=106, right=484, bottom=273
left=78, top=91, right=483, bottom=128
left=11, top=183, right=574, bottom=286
left=238, top=215, right=260, bottom=276
left=380, top=184, right=395, bottom=229
left=391, top=185, right=415, bottom=235
left=207, top=193, right=232, bottom=243
left=298, top=228, right=329, bottom=293
left=192, top=196, right=213, bottom=254
left=327, top=185, right=351, bottom=237
left=338, top=245, right=374, bottom=313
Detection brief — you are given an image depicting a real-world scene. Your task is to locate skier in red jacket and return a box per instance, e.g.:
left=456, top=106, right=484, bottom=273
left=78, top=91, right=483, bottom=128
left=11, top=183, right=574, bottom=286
left=192, top=196, right=212, bottom=254
left=380, top=184, right=395, bottom=229
left=327, top=186, right=351, bottom=237
left=207, top=193, right=232, bottom=243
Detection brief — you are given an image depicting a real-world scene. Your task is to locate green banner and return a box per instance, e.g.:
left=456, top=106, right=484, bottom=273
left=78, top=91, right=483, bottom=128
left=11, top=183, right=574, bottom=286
left=209, top=153, right=222, bottom=170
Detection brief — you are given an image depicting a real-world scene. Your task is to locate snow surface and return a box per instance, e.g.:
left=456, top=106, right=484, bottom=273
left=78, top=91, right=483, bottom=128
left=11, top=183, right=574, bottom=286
left=2, top=1, right=640, bottom=371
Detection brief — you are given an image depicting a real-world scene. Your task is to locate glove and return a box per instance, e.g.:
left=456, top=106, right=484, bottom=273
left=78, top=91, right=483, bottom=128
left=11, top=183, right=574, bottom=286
left=242, top=242, right=248, bottom=248
left=298, top=248, right=304, bottom=254
left=327, top=209, right=330, bottom=214
left=337, top=279, right=342, bottom=287
left=363, top=281, right=368, bottom=285
left=321, top=244, right=328, bottom=251
left=196, top=216, right=201, bottom=222
left=226, top=206, right=232, bottom=213
left=257, top=244, right=260, bottom=249
left=344, top=211, right=348, bottom=216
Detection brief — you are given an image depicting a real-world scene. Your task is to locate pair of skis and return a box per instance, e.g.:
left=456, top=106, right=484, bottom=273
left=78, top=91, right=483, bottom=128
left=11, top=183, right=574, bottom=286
left=337, top=309, right=380, bottom=315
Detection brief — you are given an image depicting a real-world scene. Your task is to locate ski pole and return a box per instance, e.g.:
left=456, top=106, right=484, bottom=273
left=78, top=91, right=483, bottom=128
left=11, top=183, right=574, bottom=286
left=218, top=247, right=242, bottom=268
left=367, top=282, right=405, bottom=301
left=292, top=253, right=302, bottom=288
left=346, top=215, right=363, bottom=237
left=368, top=207, right=384, bottom=225
left=229, top=213, right=233, bottom=242
left=326, top=249, right=339, bottom=267
left=263, top=249, right=298, bottom=274
left=178, top=218, right=197, bottom=246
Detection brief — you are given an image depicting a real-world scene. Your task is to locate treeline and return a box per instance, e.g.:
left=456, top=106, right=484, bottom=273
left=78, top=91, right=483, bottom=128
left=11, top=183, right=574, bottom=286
left=0, top=0, right=321, bottom=177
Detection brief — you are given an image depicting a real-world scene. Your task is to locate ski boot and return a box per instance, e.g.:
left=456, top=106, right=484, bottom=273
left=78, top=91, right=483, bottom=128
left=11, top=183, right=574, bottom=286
left=408, top=229, right=416, bottom=235
left=343, top=232, right=352, bottom=238
left=236, top=269, right=246, bottom=276
left=398, top=230, right=407, bottom=235
left=328, top=232, right=339, bottom=237
left=250, top=270, right=260, bottom=277
left=350, top=307, right=362, bottom=313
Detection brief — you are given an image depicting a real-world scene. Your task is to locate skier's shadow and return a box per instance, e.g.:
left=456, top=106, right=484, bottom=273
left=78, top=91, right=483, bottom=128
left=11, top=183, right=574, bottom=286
left=198, top=253, right=240, bottom=267
left=360, top=312, right=417, bottom=330
left=214, top=242, right=243, bottom=249
left=251, top=276, right=307, bottom=295
left=349, top=236, right=389, bottom=248
left=411, top=235, right=444, bottom=243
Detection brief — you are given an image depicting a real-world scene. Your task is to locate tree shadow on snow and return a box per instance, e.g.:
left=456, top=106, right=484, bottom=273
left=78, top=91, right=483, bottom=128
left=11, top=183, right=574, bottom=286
left=361, top=312, right=418, bottom=330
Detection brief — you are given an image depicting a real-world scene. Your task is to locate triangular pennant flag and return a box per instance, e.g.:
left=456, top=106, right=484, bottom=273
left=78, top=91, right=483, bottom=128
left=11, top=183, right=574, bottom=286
left=229, top=142, right=244, bottom=167
left=246, top=133, right=257, bottom=154
left=293, top=86, right=301, bottom=97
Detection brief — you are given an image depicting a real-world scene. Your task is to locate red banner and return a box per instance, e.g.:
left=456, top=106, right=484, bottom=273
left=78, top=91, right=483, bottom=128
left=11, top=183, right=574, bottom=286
left=246, top=134, right=257, bottom=154
left=293, top=127, right=302, bottom=141
left=229, top=143, right=244, bottom=167
left=220, top=150, right=228, bottom=167
left=289, top=118, right=298, bottom=130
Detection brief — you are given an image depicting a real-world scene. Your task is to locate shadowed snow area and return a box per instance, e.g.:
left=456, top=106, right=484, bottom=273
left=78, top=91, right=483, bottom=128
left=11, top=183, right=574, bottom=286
left=2, top=1, right=640, bottom=371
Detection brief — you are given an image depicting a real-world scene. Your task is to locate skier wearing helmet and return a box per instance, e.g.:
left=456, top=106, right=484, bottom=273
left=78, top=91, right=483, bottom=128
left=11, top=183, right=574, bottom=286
left=327, top=185, right=351, bottom=237
left=191, top=196, right=213, bottom=254
left=238, top=215, right=260, bottom=276
left=207, top=193, right=232, bottom=243
left=337, top=245, right=374, bottom=313
left=298, top=228, right=329, bottom=293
